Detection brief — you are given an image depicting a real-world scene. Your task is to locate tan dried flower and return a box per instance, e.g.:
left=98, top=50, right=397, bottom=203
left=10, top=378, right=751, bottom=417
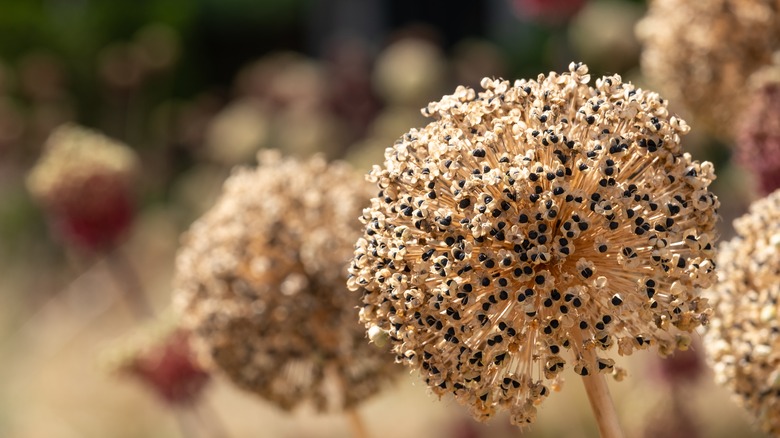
left=703, top=189, right=780, bottom=435
left=174, top=152, right=398, bottom=412
left=636, top=0, right=780, bottom=139
left=27, top=124, right=139, bottom=250
left=348, top=62, right=719, bottom=426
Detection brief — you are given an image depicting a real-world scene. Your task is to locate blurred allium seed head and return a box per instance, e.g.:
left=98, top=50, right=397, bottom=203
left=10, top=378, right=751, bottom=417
left=102, top=321, right=209, bottom=406
left=174, top=152, right=399, bottom=412
left=737, top=61, right=780, bottom=195
left=511, top=0, right=587, bottom=24
left=204, top=98, right=271, bottom=166
left=636, top=0, right=780, bottom=139
left=652, top=345, right=705, bottom=386
left=703, top=190, right=780, bottom=435
left=27, top=124, right=139, bottom=250
left=348, top=62, right=719, bottom=426
left=373, top=38, right=447, bottom=107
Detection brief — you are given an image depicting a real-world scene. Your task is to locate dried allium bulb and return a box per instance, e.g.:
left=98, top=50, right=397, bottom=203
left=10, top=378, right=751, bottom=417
left=636, top=0, right=780, bottom=139
left=174, top=152, right=399, bottom=412
left=703, top=189, right=780, bottom=436
left=348, top=62, right=719, bottom=426
left=27, top=124, right=139, bottom=250
left=737, top=62, right=780, bottom=195
left=102, top=321, right=209, bottom=405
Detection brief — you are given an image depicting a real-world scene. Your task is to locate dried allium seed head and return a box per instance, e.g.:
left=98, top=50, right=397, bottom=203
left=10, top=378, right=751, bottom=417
left=174, top=152, right=399, bottom=412
left=703, top=189, right=780, bottom=435
left=636, top=0, right=780, bottom=139
left=101, top=320, right=209, bottom=406
left=737, top=61, right=780, bottom=195
left=348, top=62, right=719, bottom=426
left=204, top=98, right=271, bottom=166
left=26, top=124, right=139, bottom=250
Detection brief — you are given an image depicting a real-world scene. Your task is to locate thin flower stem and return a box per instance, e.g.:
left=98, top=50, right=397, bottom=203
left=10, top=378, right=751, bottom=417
left=346, top=409, right=370, bottom=438
left=579, top=348, right=625, bottom=438
left=195, top=400, right=231, bottom=438
left=104, top=248, right=154, bottom=319
left=173, top=408, right=199, bottom=438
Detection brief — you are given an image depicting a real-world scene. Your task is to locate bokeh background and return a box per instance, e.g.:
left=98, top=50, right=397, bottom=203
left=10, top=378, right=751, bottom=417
left=0, top=0, right=765, bottom=437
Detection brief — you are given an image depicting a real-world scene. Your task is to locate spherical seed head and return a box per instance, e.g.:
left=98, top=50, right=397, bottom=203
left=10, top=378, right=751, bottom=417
left=636, top=0, right=780, bottom=139
left=101, top=320, right=209, bottom=406
left=737, top=63, right=780, bottom=195
left=348, top=62, right=719, bottom=426
left=173, top=151, right=399, bottom=412
left=703, top=189, right=780, bottom=435
left=26, top=124, right=139, bottom=250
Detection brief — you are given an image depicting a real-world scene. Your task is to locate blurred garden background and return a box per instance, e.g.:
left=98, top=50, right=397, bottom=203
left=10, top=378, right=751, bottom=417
left=0, top=0, right=768, bottom=437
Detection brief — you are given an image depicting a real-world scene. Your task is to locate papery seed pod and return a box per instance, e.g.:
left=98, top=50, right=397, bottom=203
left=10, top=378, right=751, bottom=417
left=174, top=151, right=399, bottom=412
left=27, top=124, right=139, bottom=251
left=102, top=320, right=209, bottom=406
left=703, top=189, right=780, bottom=436
left=636, top=0, right=780, bottom=139
left=348, top=62, right=719, bottom=427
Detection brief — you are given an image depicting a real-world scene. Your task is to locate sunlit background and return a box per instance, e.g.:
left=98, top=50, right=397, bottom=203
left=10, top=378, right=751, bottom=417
left=0, top=0, right=768, bottom=437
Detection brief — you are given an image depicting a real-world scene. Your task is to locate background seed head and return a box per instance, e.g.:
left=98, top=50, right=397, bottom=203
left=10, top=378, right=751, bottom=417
left=636, top=0, right=780, bottom=140
left=101, top=318, right=209, bottom=406
left=348, top=62, right=719, bottom=426
left=703, top=189, right=780, bottom=436
left=26, top=123, right=139, bottom=250
left=736, top=59, right=780, bottom=195
left=174, top=151, right=399, bottom=412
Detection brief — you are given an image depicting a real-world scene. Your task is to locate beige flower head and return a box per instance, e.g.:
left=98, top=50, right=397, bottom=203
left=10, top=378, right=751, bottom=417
left=636, top=0, right=780, bottom=139
left=174, top=151, right=399, bottom=412
left=703, top=190, right=780, bottom=435
left=26, top=124, right=140, bottom=249
left=348, top=62, right=719, bottom=426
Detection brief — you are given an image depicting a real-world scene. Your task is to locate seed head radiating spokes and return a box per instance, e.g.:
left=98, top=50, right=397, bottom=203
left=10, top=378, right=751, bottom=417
left=174, top=151, right=399, bottom=412
left=348, top=63, right=719, bottom=426
left=703, top=190, right=780, bottom=436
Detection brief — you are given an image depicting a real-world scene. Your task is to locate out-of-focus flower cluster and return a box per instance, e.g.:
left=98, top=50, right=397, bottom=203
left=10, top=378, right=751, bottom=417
left=704, top=189, right=780, bottom=436
left=101, top=319, right=209, bottom=406
left=637, top=0, right=780, bottom=139
left=174, top=152, right=399, bottom=412
left=26, top=124, right=139, bottom=251
left=736, top=59, right=780, bottom=195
